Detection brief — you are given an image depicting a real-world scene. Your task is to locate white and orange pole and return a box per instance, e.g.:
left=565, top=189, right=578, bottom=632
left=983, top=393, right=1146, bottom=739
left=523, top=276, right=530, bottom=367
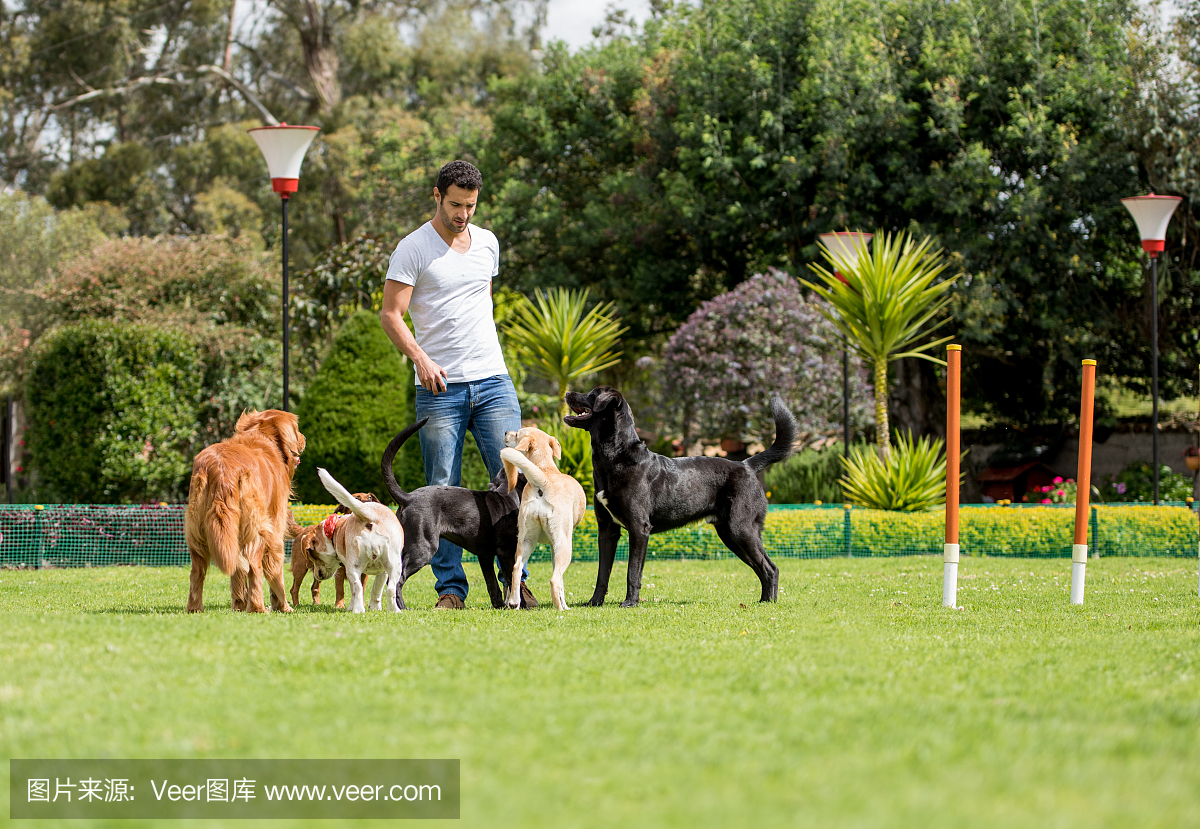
left=943, top=344, right=962, bottom=608
left=1071, top=360, right=1097, bottom=605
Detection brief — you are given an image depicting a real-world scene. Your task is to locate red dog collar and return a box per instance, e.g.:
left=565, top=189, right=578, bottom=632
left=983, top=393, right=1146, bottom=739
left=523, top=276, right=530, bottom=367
left=320, top=514, right=345, bottom=539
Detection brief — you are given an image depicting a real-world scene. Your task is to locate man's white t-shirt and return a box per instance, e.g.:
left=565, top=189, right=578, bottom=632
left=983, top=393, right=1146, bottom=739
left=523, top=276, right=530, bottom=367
left=385, top=221, right=509, bottom=385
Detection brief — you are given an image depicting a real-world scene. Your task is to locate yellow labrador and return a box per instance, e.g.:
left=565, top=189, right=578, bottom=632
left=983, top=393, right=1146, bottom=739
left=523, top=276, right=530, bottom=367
left=501, top=427, right=587, bottom=610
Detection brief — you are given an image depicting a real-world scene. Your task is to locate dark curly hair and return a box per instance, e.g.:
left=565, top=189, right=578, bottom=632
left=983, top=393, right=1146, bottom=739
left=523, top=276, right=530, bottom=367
left=435, top=160, right=483, bottom=194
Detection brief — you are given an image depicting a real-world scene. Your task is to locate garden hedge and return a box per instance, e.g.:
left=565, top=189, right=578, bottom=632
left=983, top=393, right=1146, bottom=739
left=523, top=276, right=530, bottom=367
left=24, top=320, right=205, bottom=503
left=292, top=310, right=423, bottom=503
left=2, top=504, right=1192, bottom=569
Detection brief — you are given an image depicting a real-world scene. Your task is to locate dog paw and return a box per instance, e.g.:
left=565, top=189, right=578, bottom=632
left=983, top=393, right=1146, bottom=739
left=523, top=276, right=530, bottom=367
left=585, top=596, right=605, bottom=607
left=619, top=598, right=640, bottom=608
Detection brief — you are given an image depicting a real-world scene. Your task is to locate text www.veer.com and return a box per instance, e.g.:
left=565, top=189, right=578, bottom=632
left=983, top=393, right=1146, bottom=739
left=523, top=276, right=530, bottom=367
left=263, top=783, right=440, bottom=802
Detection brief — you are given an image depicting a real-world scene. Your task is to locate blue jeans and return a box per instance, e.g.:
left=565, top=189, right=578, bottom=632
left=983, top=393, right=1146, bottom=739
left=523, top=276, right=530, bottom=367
left=415, top=374, right=526, bottom=601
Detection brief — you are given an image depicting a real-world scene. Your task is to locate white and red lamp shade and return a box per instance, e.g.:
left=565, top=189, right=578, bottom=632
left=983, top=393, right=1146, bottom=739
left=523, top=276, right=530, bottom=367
left=819, top=231, right=873, bottom=284
left=247, top=124, right=320, bottom=196
left=1121, top=194, right=1182, bottom=257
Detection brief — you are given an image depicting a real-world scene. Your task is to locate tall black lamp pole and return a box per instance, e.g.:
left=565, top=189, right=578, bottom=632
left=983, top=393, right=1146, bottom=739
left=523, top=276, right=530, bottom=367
left=1121, top=194, right=1181, bottom=505
left=248, top=123, right=320, bottom=412
left=818, top=231, right=874, bottom=459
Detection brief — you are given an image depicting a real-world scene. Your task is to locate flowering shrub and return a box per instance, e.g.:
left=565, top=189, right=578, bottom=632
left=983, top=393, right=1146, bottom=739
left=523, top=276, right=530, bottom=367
left=1024, top=476, right=1076, bottom=504
left=1105, top=462, right=1193, bottom=502
left=658, top=269, right=872, bottom=442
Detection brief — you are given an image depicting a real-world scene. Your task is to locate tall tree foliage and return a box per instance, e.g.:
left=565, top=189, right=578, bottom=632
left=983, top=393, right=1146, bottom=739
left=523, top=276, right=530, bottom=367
left=484, top=0, right=1172, bottom=426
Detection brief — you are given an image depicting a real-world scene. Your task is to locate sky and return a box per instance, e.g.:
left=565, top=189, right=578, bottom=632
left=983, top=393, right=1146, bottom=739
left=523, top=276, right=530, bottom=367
left=541, top=0, right=653, bottom=51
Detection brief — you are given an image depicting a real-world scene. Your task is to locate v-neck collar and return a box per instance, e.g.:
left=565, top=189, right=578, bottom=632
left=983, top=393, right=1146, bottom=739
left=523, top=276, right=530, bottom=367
left=431, top=220, right=473, bottom=256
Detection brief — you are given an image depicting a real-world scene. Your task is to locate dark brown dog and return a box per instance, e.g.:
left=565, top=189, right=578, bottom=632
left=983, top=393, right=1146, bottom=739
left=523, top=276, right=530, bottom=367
left=289, top=494, right=378, bottom=608
left=184, top=409, right=305, bottom=613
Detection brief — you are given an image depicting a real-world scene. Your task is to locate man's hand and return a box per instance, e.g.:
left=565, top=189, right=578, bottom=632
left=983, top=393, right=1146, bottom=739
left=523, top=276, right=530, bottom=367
left=382, top=281, right=449, bottom=392
left=414, top=353, right=448, bottom=394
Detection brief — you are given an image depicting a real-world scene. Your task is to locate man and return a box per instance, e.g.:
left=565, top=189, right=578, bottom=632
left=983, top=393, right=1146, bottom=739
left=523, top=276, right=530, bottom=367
left=380, top=160, right=537, bottom=610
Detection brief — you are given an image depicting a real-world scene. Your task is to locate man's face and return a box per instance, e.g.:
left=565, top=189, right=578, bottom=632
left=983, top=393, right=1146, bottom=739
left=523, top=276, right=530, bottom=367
left=434, top=184, right=478, bottom=234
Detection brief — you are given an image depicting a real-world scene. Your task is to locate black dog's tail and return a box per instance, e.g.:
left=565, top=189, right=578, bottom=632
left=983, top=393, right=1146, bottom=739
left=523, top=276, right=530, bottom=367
left=744, top=397, right=798, bottom=474
left=381, top=417, right=429, bottom=508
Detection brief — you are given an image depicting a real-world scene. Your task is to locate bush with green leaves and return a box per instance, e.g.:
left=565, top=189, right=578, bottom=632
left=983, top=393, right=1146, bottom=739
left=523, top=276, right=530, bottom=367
left=1102, top=462, right=1194, bottom=503
left=504, top=287, right=625, bottom=414
left=293, top=310, right=421, bottom=504
left=291, top=235, right=392, bottom=373
left=839, top=432, right=950, bottom=511
left=25, top=320, right=204, bottom=503
left=26, top=233, right=285, bottom=447
left=765, top=442, right=871, bottom=504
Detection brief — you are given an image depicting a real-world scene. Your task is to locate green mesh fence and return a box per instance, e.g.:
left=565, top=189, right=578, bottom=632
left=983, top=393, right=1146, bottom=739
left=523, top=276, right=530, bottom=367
left=1, top=503, right=1196, bottom=568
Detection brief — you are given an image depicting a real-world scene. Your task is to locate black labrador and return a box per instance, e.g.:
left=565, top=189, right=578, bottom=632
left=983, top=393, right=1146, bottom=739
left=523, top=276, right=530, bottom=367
left=381, top=419, right=528, bottom=609
left=563, top=387, right=797, bottom=607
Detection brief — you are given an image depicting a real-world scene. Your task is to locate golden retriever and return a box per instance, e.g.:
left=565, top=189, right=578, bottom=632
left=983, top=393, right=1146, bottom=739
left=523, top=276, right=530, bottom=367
left=184, top=409, right=305, bottom=613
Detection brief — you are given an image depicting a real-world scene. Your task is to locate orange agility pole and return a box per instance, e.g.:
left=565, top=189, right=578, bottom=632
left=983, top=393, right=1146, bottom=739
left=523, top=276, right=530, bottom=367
left=1071, top=360, right=1097, bottom=605
left=943, top=344, right=962, bottom=608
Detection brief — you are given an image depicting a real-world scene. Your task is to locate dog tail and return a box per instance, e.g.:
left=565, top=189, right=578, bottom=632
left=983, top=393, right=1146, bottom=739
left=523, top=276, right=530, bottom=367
left=318, top=468, right=375, bottom=524
left=205, top=470, right=244, bottom=576
left=380, top=418, right=428, bottom=507
left=744, top=397, right=798, bottom=474
left=284, top=509, right=304, bottom=540
left=500, top=447, right=550, bottom=493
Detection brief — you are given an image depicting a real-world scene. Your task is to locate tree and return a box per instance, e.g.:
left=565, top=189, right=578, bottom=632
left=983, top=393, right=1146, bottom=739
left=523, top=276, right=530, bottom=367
left=0, top=191, right=119, bottom=392
left=803, top=232, right=957, bottom=461
left=292, top=309, right=421, bottom=503
left=483, top=0, right=1162, bottom=426
left=658, top=269, right=872, bottom=444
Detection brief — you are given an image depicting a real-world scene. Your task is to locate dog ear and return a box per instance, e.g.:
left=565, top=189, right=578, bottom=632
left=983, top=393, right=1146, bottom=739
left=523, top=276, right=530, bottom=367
left=593, top=388, right=622, bottom=414
left=549, top=435, right=562, bottom=461
left=515, top=434, right=532, bottom=454
left=235, top=409, right=264, bottom=433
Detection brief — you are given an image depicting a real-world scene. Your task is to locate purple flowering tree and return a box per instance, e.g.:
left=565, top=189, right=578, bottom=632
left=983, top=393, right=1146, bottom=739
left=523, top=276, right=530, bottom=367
left=658, top=269, right=873, bottom=443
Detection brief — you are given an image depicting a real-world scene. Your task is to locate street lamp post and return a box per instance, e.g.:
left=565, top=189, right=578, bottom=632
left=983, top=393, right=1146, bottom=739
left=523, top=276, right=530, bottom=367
left=248, top=123, right=320, bottom=412
left=1121, top=194, right=1182, bottom=505
left=818, top=232, right=874, bottom=462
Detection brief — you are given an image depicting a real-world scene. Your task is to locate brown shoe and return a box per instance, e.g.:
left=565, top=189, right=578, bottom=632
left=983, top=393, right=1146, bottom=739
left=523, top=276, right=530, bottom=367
left=519, top=582, right=539, bottom=609
left=434, top=594, right=465, bottom=610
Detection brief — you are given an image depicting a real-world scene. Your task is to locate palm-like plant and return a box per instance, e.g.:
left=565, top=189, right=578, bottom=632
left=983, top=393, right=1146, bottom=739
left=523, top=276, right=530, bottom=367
left=504, top=288, right=627, bottom=413
left=802, top=231, right=958, bottom=461
left=839, top=432, right=953, bottom=511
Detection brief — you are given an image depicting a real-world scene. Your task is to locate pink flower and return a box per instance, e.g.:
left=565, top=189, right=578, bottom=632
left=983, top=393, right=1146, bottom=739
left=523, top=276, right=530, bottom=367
left=1041, top=498, right=1052, bottom=504
left=1041, top=485, right=1052, bottom=493
left=1066, top=478, right=1075, bottom=484
left=1053, top=476, right=1063, bottom=484
left=1056, top=490, right=1065, bottom=497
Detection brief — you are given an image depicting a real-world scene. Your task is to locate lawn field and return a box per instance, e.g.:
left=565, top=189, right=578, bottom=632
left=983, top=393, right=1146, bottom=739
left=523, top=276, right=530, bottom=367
left=2, top=556, right=1199, bottom=828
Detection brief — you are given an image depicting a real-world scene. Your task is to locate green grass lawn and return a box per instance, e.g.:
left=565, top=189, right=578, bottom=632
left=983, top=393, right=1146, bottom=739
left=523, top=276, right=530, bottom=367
left=2, top=556, right=1198, bottom=828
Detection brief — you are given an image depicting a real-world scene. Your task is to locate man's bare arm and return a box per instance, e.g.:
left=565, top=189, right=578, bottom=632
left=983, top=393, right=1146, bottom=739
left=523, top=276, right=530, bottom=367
left=381, top=280, right=448, bottom=393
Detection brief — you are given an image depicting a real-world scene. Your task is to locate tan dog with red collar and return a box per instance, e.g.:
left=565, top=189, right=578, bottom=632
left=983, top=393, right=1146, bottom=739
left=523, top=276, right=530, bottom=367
left=289, top=492, right=377, bottom=608
left=312, top=469, right=405, bottom=613
left=501, top=427, right=587, bottom=610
